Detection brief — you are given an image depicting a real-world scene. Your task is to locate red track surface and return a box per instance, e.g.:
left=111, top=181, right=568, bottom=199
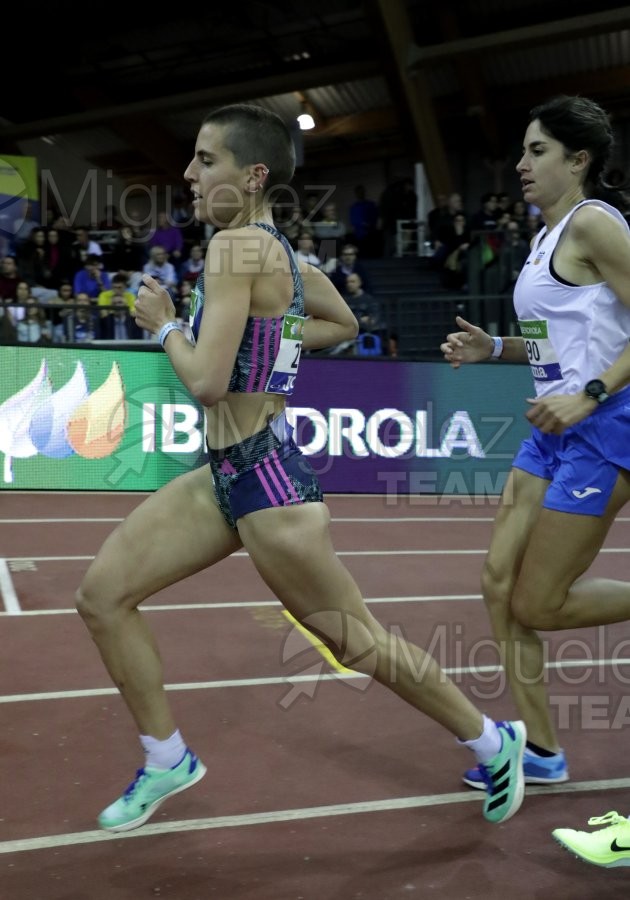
left=1, top=492, right=630, bottom=899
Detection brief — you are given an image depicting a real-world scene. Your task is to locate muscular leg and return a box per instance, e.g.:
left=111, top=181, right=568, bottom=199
left=480, top=468, right=557, bottom=749
left=238, top=502, right=484, bottom=741
left=512, top=468, right=630, bottom=631
left=76, top=466, right=241, bottom=738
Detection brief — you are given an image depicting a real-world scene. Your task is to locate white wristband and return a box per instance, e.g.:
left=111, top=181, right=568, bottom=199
left=158, top=321, right=183, bottom=348
left=490, top=336, right=504, bottom=359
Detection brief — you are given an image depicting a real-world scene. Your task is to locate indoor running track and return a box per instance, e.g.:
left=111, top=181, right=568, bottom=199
left=2, top=491, right=630, bottom=900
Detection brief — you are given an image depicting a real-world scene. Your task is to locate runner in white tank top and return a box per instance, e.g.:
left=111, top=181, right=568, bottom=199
left=514, top=198, right=630, bottom=397
left=441, top=94, right=630, bottom=866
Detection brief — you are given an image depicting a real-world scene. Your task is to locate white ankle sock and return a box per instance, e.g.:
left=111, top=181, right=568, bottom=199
left=140, top=729, right=187, bottom=769
left=460, top=715, right=502, bottom=764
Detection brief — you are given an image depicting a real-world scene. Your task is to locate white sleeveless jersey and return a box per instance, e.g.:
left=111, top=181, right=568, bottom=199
left=513, top=199, right=630, bottom=397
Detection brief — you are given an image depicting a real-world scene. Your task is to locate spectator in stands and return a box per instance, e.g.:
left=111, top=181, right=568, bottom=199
left=343, top=272, right=385, bottom=341
left=73, top=255, right=111, bottom=299
left=509, top=199, right=528, bottom=233
left=468, top=193, right=503, bottom=290
left=312, top=201, right=346, bottom=261
left=16, top=227, right=52, bottom=287
left=16, top=296, right=52, bottom=344
left=179, top=244, right=205, bottom=283
left=46, top=227, right=75, bottom=287
left=142, top=246, right=178, bottom=300
left=15, top=229, right=59, bottom=302
left=170, top=190, right=194, bottom=227
left=428, top=192, right=465, bottom=248
left=0, top=279, right=29, bottom=337
left=109, top=225, right=146, bottom=287
left=329, top=243, right=371, bottom=293
left=469, top=192, right=500, bottom=233
left=148, top=211, right=184, bottom=265
left=49, top=280, right=75, bottom=342
left=433, top=212, right=471, bottom=291
left=10, top=281, right=31, bottom=321
left=97, top=273, right=136, bottom=319
left=65, top=293, right=100, bottom=342
left=496, top=192, right=512, bottom=215
left=295, top=231, right=321, bottom=268
left=0, top=255, right=20, bottom=301
left=72, top=227, right=103, bottom=268
left=100, top=291, right=143, bottom=340
left=50, top=216, right=76, bottom=257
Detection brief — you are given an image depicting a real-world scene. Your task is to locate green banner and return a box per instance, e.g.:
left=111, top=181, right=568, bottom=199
left=0, top=346, right=205, bottom=490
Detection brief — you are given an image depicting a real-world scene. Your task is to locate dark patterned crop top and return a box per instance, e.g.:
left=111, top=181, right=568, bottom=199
left=188, top=223, right=305, bottom=395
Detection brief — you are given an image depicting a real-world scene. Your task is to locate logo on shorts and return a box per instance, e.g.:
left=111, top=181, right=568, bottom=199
left=571, top=487, right=602, bottom=499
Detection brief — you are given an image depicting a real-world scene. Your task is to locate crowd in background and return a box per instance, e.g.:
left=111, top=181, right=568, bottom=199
left=2, top=175, right=627, bottom=353
left=0, top=183, right=395, bottom=350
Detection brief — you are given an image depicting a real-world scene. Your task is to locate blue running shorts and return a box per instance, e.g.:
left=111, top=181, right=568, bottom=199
left=207, top=412, right=323, bottom=529
left=512, top=386, right=630, bottom=516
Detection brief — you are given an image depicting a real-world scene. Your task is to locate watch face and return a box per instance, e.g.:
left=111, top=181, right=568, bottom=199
left=585, top=379, right=607, bottom=400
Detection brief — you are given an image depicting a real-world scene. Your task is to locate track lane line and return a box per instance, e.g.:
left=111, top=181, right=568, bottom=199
left=0, top=558, right=21, bottom=614
left=2, top=777, right=630, bottom=855
left=2, top=656, right=630, bottom=703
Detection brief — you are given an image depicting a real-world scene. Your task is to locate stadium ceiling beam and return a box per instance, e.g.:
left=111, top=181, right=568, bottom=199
left=434, top=3, right=503, bottom=160
left=0, top=60, right=381, bottom=142
left=375, top=0, right=453, bottom=199
left=408, top=8, right=630, bottom=68
left=306, top=107, right=399, bottom=138
left=434, top=64, right=630, bottom=123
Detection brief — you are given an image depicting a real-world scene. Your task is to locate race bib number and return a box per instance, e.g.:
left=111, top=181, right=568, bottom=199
left=265, top=314, right=305, bottom=395
left=518, top=319, right=562, bottom=382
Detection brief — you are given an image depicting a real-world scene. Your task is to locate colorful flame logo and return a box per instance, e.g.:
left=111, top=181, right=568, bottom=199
left=0, top=359, right=126, bottom=482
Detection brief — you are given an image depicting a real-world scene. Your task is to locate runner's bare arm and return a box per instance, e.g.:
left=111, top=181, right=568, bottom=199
left=300, top=263, right=358, bottom=350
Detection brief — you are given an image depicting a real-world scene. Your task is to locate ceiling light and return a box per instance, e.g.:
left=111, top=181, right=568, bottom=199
left=297, top=112, right=315, bottom=131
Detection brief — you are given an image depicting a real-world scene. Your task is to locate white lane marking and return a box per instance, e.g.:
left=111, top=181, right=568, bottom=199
left=1, top=777, right=629, bottom=855
left=5, top=548, right=630, bottom=564
left=0, top=516, right=495, bottom=524
left=2, top=516, right=629, bottom=524
left=2, top=657, right=630, bottom=704
left=0, top=558, right=21, bottom=614
left=0, top=594, right=484, bottom=617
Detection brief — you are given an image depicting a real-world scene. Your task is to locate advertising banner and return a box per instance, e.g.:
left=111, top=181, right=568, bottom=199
left=0, top=346, right=534, bottom=494
left=0, top=155, right=39, bottom=256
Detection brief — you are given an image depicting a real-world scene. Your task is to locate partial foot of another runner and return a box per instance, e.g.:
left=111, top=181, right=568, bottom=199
left=553, top=811, right=630, bottom=868
left=463, top=747, right=568, bottom=789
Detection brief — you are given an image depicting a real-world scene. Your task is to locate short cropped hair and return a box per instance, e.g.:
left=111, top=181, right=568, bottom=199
left=203, top=104, right=296, bottom=190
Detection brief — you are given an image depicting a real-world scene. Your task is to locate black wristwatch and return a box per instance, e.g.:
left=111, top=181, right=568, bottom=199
left=584, top=379, right=610, bottom=404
